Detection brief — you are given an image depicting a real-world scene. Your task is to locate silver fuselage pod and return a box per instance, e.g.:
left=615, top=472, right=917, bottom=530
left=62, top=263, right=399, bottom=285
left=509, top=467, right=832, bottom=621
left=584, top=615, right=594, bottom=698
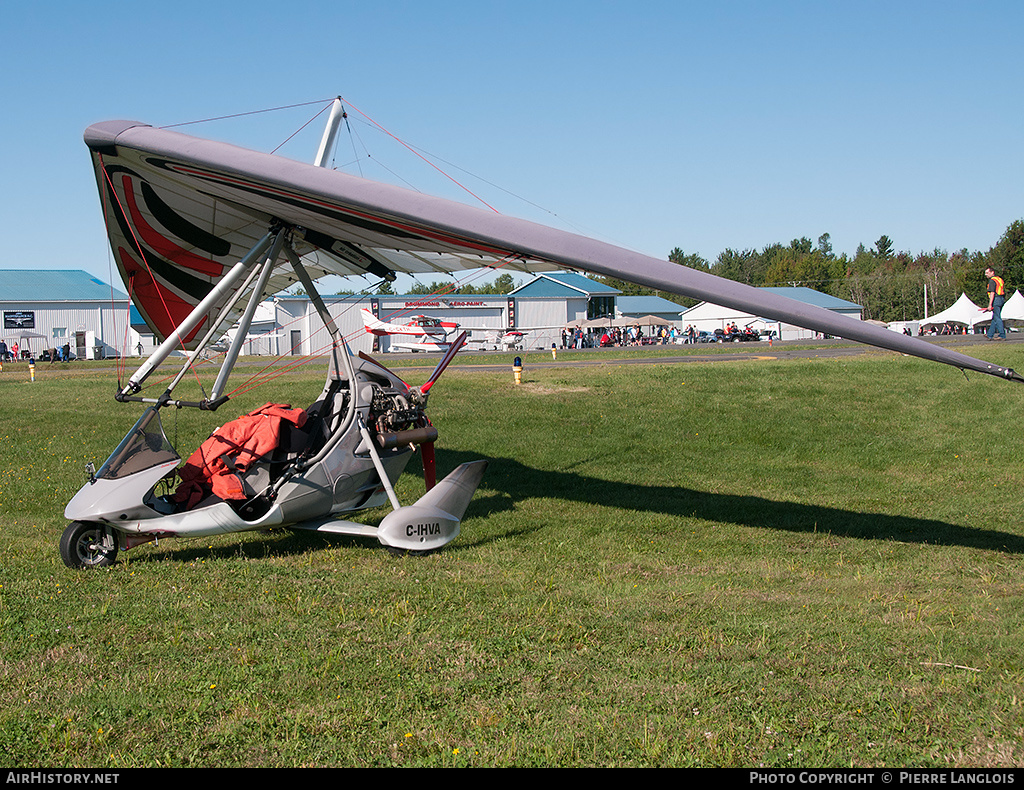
left=375, top=459, right=488, bottom=552
left=64, top=356, right=417, bottom=544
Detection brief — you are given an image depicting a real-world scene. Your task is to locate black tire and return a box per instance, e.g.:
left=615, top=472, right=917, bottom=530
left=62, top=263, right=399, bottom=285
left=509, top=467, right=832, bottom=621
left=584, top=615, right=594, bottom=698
left=385, top=546, right=433, bottom=558
left=60, top=521, right=118, bottom=569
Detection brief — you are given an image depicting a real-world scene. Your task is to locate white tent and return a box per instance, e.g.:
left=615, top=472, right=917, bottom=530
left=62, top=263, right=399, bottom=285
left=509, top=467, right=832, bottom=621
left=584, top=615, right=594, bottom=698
left=920, top=293, right=984, bottom=327
left=1001, top=290, right=1024, bottom=321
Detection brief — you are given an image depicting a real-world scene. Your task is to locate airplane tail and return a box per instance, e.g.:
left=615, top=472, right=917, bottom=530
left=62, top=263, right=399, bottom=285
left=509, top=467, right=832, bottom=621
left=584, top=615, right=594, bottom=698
left=360, top=308, right=387, bottom=336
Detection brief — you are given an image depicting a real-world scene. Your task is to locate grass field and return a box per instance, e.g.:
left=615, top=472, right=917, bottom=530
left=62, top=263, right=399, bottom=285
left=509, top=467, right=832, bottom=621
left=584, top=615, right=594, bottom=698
left=1, top=342, right=1022, bottom=767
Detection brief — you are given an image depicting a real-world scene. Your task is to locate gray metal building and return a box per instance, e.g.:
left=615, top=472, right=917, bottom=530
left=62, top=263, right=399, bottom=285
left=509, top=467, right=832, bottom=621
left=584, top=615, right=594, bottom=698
left=1, top=270, right=134, bottom=359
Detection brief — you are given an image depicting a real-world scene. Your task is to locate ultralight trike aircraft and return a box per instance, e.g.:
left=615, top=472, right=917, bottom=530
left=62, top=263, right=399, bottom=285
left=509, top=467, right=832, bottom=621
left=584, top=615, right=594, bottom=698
left=61, top=98, right=1023, bottom=569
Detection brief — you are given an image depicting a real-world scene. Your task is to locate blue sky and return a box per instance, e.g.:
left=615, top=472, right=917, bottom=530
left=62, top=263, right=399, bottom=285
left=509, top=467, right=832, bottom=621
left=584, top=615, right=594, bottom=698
left=3, top=0, right=1022, bottom=293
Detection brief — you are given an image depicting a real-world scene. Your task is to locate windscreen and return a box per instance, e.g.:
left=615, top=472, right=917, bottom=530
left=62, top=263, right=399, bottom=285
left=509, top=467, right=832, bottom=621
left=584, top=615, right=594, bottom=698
left=96, top=407, right=180, bottom=480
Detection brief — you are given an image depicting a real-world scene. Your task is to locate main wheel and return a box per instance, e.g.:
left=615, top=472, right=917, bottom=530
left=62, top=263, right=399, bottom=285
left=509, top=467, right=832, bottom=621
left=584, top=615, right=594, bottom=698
left=60, top=521, right=118, bottom=569
left=385, top=546, right=434, bottom=557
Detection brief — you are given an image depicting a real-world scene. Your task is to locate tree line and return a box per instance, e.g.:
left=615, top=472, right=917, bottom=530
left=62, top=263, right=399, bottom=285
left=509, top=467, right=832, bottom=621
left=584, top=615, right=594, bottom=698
left=599, top=219, right=1024, bottom=323
left=341, top=272, right=518, bottom=297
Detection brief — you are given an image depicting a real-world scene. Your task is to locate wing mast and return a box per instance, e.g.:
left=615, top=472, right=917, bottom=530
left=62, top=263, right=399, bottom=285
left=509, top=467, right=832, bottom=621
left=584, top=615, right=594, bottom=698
left=314, top=98, right=346, bottom=168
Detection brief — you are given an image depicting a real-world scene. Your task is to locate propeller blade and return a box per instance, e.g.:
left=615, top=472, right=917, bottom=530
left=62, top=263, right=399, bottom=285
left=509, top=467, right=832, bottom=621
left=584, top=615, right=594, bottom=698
left=421, top=441, right=437, bottom=491
left=420, top=331, right=467, bottom=394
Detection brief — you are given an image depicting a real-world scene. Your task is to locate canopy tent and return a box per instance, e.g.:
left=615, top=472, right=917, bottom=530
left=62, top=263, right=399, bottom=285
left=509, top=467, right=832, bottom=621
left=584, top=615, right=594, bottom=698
left=2, top=331, right=48, bottom=345
left=920, top=293, right=984, bottom=327
left=2, top=331, right=47, bottom=341
left=1, top=331, right=49, bottom=359
left=566, top=316, right=634, bottom=329
left=1001, top=290, right=1024, bottom=322
left=630, top=315, right=672, bottom=326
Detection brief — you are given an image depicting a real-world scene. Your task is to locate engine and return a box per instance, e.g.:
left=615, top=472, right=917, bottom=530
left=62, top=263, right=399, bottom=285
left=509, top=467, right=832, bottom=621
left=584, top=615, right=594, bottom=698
left=369, top=385, right=427, bottom=434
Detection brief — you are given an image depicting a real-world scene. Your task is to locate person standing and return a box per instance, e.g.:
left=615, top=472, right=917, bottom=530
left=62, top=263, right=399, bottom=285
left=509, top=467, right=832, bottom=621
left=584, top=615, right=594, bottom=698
left=983, top=266, right=1007, bottom=340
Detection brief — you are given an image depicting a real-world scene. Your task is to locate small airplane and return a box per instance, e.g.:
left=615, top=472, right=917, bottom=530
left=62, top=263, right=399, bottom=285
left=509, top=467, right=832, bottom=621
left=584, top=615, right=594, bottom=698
left=480, top=329, right=528, bottom=351
left=467, top=327, right=558, bottom=351
left=61, top=98, right=1022, bottom=569
left=360, top=308, right=461, bottom=352
left=360, top=308, right=550, bottom=353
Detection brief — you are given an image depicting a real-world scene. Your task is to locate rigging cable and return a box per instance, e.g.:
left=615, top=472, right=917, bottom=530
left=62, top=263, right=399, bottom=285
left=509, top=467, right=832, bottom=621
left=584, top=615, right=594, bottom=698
left=270, top=101, right=335, bottom=155
left=337, top=95, right=500, bottom=214
left=157, top=99, right=337, bottom=130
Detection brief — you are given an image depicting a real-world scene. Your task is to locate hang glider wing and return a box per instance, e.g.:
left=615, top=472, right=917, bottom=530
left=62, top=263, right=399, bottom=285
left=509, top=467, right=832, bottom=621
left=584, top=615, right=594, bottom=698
left=84, top=120, right=1022, bottom=383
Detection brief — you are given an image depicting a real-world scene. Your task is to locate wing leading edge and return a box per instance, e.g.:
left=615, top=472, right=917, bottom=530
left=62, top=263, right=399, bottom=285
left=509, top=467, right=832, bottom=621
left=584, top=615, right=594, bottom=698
left=84, top=119, right=1022, bottom=382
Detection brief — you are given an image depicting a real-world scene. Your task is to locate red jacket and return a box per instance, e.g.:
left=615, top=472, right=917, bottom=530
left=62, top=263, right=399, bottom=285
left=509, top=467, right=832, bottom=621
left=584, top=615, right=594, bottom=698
left=173, top=403, right=307, bottom=509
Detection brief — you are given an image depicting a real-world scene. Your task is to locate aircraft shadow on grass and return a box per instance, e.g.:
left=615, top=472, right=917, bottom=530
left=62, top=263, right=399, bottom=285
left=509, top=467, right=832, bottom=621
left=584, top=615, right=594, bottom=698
left=440, top=450, right=1024, bottom=555
left=143, top=447, right=1024, bottom=566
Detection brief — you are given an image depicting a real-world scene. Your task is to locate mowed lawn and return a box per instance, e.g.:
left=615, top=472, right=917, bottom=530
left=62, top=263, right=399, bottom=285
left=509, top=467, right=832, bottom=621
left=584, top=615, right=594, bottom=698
left=1, top=342, right=1022, bottom=767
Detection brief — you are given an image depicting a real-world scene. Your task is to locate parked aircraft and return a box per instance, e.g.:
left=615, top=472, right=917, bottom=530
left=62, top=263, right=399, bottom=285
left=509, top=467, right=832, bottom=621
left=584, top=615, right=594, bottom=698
left=360, top=308, right=461, bottom=352
left=61, top=98, right=1022, bottom=569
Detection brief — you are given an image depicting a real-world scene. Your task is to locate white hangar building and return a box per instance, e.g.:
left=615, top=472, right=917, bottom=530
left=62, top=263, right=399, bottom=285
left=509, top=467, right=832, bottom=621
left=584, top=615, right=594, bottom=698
left=242, top=271, right=621, bottom=356
left=0, top=269, right=139, bottom=360
left=679, top=287, right=863, bottom=341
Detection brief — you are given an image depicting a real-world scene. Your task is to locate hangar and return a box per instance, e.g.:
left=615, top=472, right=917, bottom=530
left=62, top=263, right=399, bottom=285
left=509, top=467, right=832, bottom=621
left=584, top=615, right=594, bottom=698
left=0, top=269, right=137, bottom=360
left=679, top=287, right=863, bottom=341
left=242, top=271, right=621, bottom=355
left=5, top=268, right=865, bottom=358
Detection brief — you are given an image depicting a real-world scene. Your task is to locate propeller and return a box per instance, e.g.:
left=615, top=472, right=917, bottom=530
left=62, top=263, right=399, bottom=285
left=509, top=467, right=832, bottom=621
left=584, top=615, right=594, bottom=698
left=416, top=330, right=466, bottom=491
left=420, top=331, right=467, bottom=395
left=361, top=332, right=466, bottom=492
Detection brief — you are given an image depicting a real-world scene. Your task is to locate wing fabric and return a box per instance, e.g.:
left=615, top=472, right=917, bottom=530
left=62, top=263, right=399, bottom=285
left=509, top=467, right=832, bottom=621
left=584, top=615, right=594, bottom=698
left=84, top=120, right=1022, bottom=382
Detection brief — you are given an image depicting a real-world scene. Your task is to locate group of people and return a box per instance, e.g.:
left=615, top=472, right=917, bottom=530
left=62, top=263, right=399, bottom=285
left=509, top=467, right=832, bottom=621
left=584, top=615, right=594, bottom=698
left=560, top=322, right=767, bottom=348
left=0, top=341, right=74, bottom=363
left=919, top=323, right=974, bottom=336
left=48, top=344, right=73, bottom=363
left=562, top=323, right=678, bottom=350
left=562, top=326, right=632, bottom=349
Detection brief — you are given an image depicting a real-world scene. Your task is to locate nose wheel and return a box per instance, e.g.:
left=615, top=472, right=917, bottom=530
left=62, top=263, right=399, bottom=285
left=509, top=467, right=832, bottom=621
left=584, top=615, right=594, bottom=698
left=60, top=521, right=119, bottom=569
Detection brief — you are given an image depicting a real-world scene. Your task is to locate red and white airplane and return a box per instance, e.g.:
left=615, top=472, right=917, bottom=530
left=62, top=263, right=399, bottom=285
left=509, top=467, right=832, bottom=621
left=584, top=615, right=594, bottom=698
left=470, top=329, right=532, bottom=351
left=360, top=308, right=462, bottom=352
left=362, top=308, right=553, bottom=352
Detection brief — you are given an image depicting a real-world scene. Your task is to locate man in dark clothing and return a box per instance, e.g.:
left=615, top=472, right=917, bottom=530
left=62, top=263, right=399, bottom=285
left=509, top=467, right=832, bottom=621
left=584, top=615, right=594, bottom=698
left=983, top=267, right=1007, bottom=340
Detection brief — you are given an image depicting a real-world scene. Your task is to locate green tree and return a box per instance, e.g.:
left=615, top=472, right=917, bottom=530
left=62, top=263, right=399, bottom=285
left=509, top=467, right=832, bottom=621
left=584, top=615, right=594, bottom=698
left=668, top=247, right=710, bottom=271
left=987, top=219, right=1024, bottom=293
left=790, top=237, right=813, bottom=255
left=490, top=273, right=517, bottom=294
left=407, top=280, right=453, bottom=295
left=712, top=248, right=764, bottom=285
